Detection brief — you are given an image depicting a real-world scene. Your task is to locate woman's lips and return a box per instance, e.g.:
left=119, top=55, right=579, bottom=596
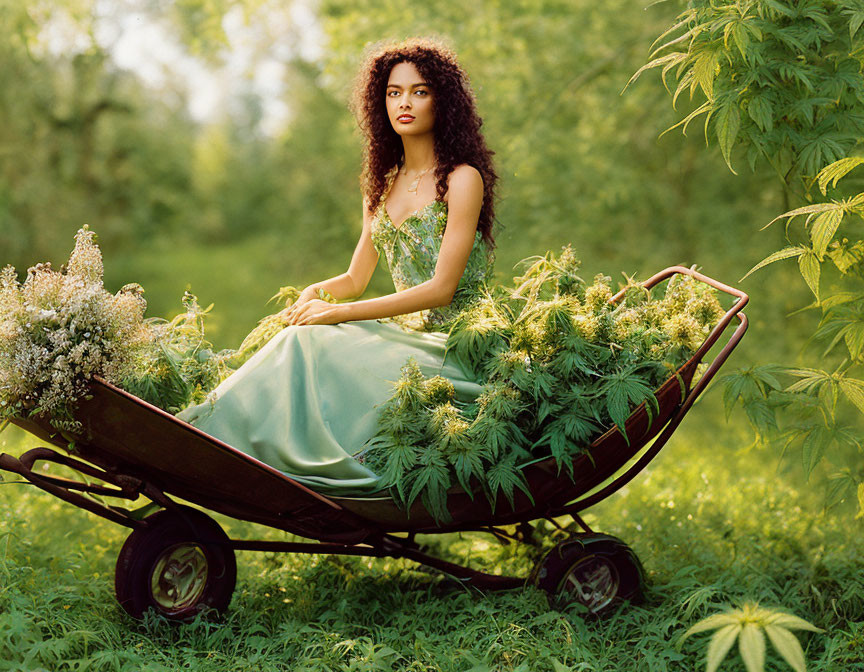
left=397, top=115, right=415, bottom=123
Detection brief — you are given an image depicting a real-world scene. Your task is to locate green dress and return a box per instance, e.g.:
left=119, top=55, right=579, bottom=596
left=175, top=186, right=496, bottom=496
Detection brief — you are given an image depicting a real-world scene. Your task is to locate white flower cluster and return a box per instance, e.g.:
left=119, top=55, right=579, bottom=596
left=0, top=225, right=150, bottom=434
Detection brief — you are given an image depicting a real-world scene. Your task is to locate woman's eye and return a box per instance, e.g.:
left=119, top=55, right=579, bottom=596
left=415, top=90, right=428, bottom=96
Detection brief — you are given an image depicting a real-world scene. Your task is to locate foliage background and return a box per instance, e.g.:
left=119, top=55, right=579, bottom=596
left=1, top=0, right=861, bottom=670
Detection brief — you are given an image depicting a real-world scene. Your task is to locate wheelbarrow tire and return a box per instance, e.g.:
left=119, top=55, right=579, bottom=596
left=531, top=532, right=645, bottom=617
left=114, top=505, right=236, bottom=621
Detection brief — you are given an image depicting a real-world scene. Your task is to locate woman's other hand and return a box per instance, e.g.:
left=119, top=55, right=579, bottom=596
left=279, top=286, right=322, bottom=324
left=280, top=299, right=346, bottom=326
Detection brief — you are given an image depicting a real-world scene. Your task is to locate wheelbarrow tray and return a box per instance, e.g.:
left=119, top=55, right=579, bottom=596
left=5, top=354, right=693, bottom=539
left=3, top=265, right=746, bottom=541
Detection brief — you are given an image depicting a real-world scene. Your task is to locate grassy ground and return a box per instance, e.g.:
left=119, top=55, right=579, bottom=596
left=1, top=399, right=862, bottom=672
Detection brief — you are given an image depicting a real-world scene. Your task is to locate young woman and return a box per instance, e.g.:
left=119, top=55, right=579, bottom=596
left=176, top=38, right=499, bottom=496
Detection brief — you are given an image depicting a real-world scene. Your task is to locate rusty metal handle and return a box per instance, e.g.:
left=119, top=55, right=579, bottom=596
left=12, top=446, right=143, bottom=498
left=613, top=265, right=750, bottom=367
left=0, top=449, right=145, bottom=529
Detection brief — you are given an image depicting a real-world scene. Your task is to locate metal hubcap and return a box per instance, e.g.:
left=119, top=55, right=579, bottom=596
left=150, top=543, right=209, bottom=613
left=557, top=555, right=620, bottom=612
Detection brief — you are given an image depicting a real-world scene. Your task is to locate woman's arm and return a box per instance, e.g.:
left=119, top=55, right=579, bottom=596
left=282, top=197, right=379, bottom=324
left=291, top=165, right=484, bottom=325
left=305, top=197, right=381, bottom=300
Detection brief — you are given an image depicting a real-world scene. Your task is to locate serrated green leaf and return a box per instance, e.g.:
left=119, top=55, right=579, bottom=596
left=760, top=202, right=842, bottom=231
left=739, top=623, right=765, bottom=672
left=825, top=471, right=856, bottom=509
left=785, top=368, right=829, bottom=387
left=843, top=322, right=864, bottom=360
left=647, top=9, right=697, bottom=55
left=747, top=95, right=773, bottom=132
left=838, top=378, right=864, bottom=414
left=622, top=52, right=688, bottom=94
left=763, top=0, right=796, bottom=17
left=847, top=9, right=864, bottom=39
left=752, top=365, right=784, bottom=391
left=714, top=101, right=740, bottom=174
left=802, top=426, right=829, bottom=481
left=729, top=22, right=749, bottom=60
left=487, top=460, right=532, bottom=511
left=828, top=240, right=864, bottom=275
left=707, top=624, right=742, bottom=672
left=692, top=49, right=719, bottom=99
left=722, top=375, right=745, bottom=419
left=816, top=157, right=864, bottom=195
left=798, top=251, right=821, bottom=300
left=809, top=207, right=845, bottom=258
left=744, top=397, right=777, bottom=434
left=764, top=625, right=807, bottom=672
left=764, top=613, right=823, bottom=632
left=450, top=450, right=484, bottom=498
left=659, top=100, right=711, bottom=139
left=740, top=246, right=807, bottom=282
left=672, top=70, right=695, bottom=109
left=679, top=613, right=739, bottom=647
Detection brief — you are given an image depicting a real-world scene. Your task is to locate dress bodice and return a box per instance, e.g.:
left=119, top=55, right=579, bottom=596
left=370, top=171, right=495, bottom=332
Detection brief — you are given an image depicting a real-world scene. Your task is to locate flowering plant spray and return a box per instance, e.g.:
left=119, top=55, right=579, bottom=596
left=0, top=226, right=149, bottom=437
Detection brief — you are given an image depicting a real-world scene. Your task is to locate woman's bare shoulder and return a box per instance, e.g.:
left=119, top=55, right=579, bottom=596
left=444, top=164, right=483, bottom=202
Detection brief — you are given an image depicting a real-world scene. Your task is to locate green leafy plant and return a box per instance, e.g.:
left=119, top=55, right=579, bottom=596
left=678, top=602, right=823, bottom=672
left=119, top=291, right=237, bottom=414
left=0, top=223, right=351, bottom=428
left=625, top=0, right=864, bottom=186
left=357, top=246, right=725, bottom=523
left=121, top=283, right=343, bottom=414
left=720, top=158, right=864, bottom=512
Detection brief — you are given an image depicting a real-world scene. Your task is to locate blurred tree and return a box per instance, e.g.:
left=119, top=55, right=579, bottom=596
left=0, top=0, right=809, bottom=362
left=633, top=0, right=864, bottom=513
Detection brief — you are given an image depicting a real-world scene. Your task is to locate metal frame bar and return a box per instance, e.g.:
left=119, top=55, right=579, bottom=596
left=216, top=535, right=524, bottom=590
left=0, top=446, right=525, bottom=589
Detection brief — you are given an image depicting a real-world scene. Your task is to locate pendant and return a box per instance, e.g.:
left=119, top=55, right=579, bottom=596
left=403, top=165, right=434, bottom=194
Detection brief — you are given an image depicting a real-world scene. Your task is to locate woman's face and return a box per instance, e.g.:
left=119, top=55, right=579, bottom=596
left=385, top=61, right=435, bottom=137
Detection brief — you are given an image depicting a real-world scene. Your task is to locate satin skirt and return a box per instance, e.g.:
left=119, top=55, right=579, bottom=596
left=174, top=318, right=483, bottom=496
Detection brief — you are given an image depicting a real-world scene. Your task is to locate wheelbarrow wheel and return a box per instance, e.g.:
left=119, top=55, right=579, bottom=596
left=531, top=533, right=645, bottom=616
left=114, top=505, right=236, bottom=621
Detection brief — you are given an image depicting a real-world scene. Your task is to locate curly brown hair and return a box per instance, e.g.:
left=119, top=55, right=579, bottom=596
left=350, top=37, right=499, bottom=249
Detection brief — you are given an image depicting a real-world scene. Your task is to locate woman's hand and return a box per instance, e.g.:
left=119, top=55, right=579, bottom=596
left=280, top=299, right=347, bottom=326
left=278, top=286, right=323, bottom=324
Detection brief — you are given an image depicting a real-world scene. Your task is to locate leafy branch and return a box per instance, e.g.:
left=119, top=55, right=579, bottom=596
left=721, top=157, right=864, bottom=513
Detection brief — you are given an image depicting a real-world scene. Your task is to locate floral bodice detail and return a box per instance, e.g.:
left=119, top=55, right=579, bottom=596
left=370, top=182, right=495, bottom=332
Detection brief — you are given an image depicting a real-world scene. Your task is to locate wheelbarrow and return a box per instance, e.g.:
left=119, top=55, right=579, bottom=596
left=0, top=265, right=748, bottom=620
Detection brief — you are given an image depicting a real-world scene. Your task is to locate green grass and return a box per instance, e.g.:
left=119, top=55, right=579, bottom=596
left=1, top=406, right=862, bottom=672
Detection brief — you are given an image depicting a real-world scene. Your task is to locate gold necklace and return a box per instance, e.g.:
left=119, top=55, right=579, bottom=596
left=401, top=165, right=435, bottom=193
